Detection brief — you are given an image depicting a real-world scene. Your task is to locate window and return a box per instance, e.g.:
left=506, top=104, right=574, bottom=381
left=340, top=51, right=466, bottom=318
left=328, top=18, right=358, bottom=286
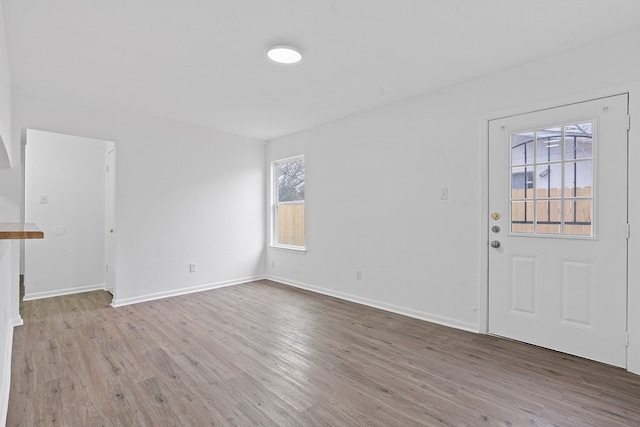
left=272, top=156, right=305, bottom=248
left=511, top=170, right=534, bottom=190
left=510, top=122, right=593, bottom=236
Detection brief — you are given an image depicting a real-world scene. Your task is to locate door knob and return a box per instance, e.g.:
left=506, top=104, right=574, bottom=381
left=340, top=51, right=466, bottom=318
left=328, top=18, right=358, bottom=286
left=490, top=240, right=501, bottom=248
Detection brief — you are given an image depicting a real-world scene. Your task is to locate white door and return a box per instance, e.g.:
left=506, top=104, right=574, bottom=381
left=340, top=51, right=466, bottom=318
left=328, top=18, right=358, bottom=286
left=488, top=95, right=629, bottom=367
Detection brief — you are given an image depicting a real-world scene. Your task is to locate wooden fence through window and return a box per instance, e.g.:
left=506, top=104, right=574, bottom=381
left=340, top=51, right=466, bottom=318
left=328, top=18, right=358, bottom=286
left=277, top=204, right=305, bottom=246
left=511, top=186, right=592, bottom=235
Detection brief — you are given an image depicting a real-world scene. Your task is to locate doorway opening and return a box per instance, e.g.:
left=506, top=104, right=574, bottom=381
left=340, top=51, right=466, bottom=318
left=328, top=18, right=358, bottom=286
left=20, top=129, right=116, bottom=309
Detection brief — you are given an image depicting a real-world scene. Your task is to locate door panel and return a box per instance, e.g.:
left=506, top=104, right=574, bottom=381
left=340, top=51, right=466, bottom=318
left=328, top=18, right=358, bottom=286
left=559, top=259, right=595, bottom=328
left=488, top=95, right=628, bottom=367
left=509, top=255, right=538, bottom=317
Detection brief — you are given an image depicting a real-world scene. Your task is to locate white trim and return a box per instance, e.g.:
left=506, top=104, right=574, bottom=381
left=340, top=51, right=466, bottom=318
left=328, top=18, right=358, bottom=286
left=478, top=115, right=490, bottom=333
left=627, top=82, right=640, bottom=375
left=276, top=200, right=305, bottom=206
left=482, top=90, right=631, bottom=124
left=268, top=244, right=307, bottom=253
left=272, top=154, right=305, bottom=164
left=23, top=283, right=106, bottom=301
left=105, top=141, right=117, bottom=303
left=1, top=323, right=13, bottom=426
left=267, top=275, right=479, bottom=333
left=110, top=275, right=265, bottom=307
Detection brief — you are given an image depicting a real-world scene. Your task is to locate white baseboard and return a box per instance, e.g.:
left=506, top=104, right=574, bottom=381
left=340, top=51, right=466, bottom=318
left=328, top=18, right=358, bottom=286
left=111, top=275, right=266, bottom=307
left=1, top=323, right=13, bottom=427
left=266, top=275, right=479, bottom=333
left=23, top=283, right=106, bottom=301
left=11, top=316, right=22, bottom=327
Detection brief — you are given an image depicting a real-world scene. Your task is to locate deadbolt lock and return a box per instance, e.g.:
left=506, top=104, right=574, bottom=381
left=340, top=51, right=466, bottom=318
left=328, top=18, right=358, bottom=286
left=491, top=225, right=500, bottom=233
left=491, top=212, right=500, bottom=221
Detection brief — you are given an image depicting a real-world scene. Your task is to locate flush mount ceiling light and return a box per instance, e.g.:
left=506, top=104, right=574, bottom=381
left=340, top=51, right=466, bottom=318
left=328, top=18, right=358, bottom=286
left=267, top=46, right=303, bottom=64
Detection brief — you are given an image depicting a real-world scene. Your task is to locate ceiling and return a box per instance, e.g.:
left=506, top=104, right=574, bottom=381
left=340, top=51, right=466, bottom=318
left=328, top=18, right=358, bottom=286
left=3, top=1, right=640, bottom=141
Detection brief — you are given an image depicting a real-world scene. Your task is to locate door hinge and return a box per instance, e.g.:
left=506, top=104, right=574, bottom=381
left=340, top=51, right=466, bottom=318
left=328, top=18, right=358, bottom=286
left=626, top=332, right=630, bottom=347
left=106, top=265, right=109, bottom=273
left=626, top=223, right=631, bottom=239
left=627, top=115, right=631, bottom=131
left=106, top=165, right=110, bottom=173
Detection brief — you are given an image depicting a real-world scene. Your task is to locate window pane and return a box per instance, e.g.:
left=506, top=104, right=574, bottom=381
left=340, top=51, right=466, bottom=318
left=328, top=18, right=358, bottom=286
left=536, top=200, right=561, bottom=235
left=535, top=164, right=562, bottom=198
left=277, top=159, right=305, bottom=202
left=565, top=122, right=593, bottom=160
left=536, top=127, right=562, bottom=163
left=564, top=161, right=592, bottom=197
left=274, top=156, right=305, bottom=247
left=506, top=121, right=596, bottom=238
left=511, top=167, right=534, bottom=199
left=511, top=132, right=534, bottom=166
left=564, top=199, right=592, bottom=236
left=511, top=201, right=533, bottom=233
left=277, top=204, right=305, bottom=246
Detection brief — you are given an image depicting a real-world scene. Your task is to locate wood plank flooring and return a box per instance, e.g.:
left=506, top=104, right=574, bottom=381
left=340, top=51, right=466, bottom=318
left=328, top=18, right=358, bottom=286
left=7, top=280, right=640, bottom=426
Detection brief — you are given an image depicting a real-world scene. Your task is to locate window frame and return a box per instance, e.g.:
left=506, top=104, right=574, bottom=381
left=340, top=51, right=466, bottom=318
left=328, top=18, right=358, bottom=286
left=271, top=155, right=306, bottom=251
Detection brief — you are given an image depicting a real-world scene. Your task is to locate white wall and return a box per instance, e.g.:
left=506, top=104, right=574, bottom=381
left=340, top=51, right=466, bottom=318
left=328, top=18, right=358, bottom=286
left=12, top=95, right=267, bottom=306
left=0, top=2, right=15, bottom=424
left=24, top=130, right=106, bottom=299
left=0, top=0, right=9, bottom=170
left=266, top=29, right=640, bottom=372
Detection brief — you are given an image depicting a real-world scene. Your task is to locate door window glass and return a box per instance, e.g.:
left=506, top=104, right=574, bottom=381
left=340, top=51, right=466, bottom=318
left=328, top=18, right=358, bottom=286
left=510, top=122, right=593, bottom=237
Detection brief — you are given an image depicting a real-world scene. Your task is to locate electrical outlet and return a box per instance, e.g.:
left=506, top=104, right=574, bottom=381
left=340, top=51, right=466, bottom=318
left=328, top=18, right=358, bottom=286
left=189, top=263, right=197, bottom=273
left=271, top=260, right=275, bottom=268
left=440, top=188, right=448, bottom=200
left=39, top=194, right=48, bottom=204
left=356, top=270, right=362, bottom=280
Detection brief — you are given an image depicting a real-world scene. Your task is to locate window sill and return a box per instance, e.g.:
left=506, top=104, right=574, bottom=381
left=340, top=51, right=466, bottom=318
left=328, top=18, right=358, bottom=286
left=269, top=244, right=307, bottom=254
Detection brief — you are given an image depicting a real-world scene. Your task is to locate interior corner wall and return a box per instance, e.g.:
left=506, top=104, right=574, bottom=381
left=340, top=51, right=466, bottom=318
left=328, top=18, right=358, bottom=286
left=266, top=29, right=640, bottom=363
left=12, top=95, right=267, bottom=305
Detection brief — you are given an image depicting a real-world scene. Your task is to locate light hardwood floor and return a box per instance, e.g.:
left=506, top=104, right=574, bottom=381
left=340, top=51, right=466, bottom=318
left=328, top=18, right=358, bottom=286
left=7, top=280, right=640, bottom=426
